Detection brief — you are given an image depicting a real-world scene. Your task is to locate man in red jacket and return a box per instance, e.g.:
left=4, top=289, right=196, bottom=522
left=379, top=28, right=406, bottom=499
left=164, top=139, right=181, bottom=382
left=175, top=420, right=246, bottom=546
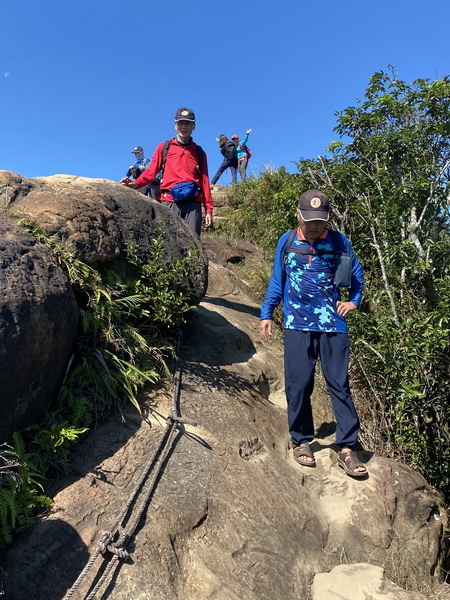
left=120, top=107, right=213, bottom=236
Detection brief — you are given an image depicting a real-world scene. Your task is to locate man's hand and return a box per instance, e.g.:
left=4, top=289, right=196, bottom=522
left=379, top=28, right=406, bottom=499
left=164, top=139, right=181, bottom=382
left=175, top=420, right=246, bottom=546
left=260, top=319, right=273, bottom=342
left=246, top=128, right=252, bottom=134
left=204, top=214, right=213, bottom=229
left=336, top=301, right=357, bottom=317
left=120, top=177, right=138, bottom=188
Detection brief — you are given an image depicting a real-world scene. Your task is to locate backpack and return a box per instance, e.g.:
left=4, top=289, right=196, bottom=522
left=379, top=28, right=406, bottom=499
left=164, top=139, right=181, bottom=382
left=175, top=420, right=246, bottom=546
left=161, top=139, right=204, bottom=175
left=223, top=140, right=238, bottom=161
left=283, top=228, right=352, bottom=288
left=128, top=166, right=142, bottom=180
left=240, top=144, right=251, bottom=161
left=157, top=139, right=205, bottom=202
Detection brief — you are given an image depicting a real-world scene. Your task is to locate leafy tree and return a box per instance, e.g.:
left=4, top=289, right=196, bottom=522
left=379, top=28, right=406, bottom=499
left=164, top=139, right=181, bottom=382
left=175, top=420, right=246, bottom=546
left=294, top=68, right=450, bottom=496
left=218, top=68, right=450, bottom=498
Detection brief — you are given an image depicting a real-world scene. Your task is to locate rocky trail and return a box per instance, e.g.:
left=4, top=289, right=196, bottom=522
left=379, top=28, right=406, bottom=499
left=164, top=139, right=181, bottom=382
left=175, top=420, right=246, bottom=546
left=3, top=236, right=449, bottom=600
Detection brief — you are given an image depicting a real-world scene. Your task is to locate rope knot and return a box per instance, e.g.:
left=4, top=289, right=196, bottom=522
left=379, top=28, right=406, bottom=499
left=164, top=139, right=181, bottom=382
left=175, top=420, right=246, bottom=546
left=167, top=411, right=198, bottom=427
left=97, top=531, right=113, bottom=554
left=98, top=529, right=130, bottom=559
left=106, top=545, right=129, bottom=559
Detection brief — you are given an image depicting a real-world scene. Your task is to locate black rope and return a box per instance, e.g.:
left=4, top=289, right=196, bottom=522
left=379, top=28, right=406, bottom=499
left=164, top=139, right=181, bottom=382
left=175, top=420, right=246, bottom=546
left=63, top=331, right=196, bottom=600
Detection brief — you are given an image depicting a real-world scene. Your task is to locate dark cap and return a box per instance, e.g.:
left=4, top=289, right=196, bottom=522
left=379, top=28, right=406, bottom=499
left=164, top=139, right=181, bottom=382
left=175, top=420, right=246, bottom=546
left=131, top=146, right=144, bottom=153
left=298, top=189, right=330, bottom=221
left=175, top=107, right=195, bottom=122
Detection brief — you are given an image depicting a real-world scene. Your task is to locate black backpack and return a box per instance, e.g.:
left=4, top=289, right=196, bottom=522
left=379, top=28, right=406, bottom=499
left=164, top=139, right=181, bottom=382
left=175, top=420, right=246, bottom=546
left=284, top=228, right=352, bottom=288
left=154, top=139, right=204, bottom=201
left=222, top=140, right=237, bottom=161
left=161, top=139, right=204, bottom=174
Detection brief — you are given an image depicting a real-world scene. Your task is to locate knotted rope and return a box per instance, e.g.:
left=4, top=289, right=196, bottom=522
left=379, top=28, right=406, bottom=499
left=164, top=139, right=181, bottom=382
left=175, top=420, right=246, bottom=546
left=63, top=331, right=196, bottom=599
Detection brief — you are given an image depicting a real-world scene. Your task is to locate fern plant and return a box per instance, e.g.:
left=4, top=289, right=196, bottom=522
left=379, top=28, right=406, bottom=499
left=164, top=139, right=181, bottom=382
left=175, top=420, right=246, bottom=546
left=0, top=218, right=201, bottom=548
left=0, top=435, right=51, bottom=546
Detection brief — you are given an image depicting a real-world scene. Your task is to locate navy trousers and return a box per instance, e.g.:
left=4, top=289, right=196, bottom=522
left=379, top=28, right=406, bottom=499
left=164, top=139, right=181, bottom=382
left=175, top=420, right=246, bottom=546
left=284, top=329, right=360, bottom=448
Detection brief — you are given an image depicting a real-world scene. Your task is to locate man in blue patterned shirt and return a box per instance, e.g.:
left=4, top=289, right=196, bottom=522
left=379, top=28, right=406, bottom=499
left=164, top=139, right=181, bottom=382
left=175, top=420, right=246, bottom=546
left=260, top=190, right=367, bottom=477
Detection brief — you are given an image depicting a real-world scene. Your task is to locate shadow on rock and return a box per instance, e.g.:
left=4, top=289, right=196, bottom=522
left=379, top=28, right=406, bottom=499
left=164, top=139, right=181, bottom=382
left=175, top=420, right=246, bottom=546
left=2, top=519, right=90, bottom=600
left=46, top=409, right=143, bottom=497
left=182, top=361, right=264, bottom=402
left=203, top=296, right=261, bottom=318
left=182, top=306, right=257, bottom=367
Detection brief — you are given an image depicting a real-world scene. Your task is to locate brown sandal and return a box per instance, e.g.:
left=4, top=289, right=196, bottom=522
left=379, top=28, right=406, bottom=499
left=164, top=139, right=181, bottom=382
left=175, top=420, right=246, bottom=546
left=337, top=449, right=367, bottom=478
left=293, top=442, right=315, bottom=467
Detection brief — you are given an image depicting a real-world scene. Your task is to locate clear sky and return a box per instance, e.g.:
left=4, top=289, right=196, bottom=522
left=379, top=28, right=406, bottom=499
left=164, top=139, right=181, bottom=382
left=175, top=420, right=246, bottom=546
left=1, top=0, right=449, bottom=185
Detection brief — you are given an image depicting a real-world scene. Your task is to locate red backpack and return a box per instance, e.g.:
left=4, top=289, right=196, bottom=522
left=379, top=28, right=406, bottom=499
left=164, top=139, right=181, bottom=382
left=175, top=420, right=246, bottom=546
left=241, top=144, right=252, bottom=161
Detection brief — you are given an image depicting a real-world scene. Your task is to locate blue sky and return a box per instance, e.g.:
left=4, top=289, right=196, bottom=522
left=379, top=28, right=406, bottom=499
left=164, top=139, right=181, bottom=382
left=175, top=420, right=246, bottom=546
left=1, top=0, right=449, bottom=185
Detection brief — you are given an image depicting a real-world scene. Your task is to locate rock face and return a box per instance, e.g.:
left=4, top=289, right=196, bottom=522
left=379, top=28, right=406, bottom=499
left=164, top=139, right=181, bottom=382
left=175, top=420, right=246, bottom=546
left=3, top=243, right=448, bottom=600
left=0, top=171, right=208, bottom=295
left=0, top=216, right=78, bottom=440
left=0, top=171, right=209, bottom=442
left=311, top=563, right=430, bottom=599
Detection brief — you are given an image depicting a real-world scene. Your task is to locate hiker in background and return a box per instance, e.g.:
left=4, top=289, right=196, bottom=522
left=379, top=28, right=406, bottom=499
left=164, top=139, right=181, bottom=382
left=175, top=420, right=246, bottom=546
left=125, top=146, right=152, bottom=196
left=232, top=129, right=252, bottom=181
left=126, top=146, right=150, bottom=180
left=120, top=108, right=213, bottom=236
left=210, top=135, right=238, bottom=185
left=260, top=190, right=367, bottom=478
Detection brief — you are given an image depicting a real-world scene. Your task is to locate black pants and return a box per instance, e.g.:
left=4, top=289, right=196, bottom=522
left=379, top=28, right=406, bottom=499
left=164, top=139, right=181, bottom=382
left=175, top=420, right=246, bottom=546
left=162, top=200, right=203, bottom=236
left=211, top=158, right=238, bottom=184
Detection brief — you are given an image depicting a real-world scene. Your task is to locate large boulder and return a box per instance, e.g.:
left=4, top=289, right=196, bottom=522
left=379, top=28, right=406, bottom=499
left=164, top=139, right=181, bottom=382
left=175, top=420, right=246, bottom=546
left=0, top=171, right=209, bottom=442
left=0, top=171, right=208, bottom=299
left=0, top=216, right=78, bottom=441
left=3, top=250, right=448, bottom=600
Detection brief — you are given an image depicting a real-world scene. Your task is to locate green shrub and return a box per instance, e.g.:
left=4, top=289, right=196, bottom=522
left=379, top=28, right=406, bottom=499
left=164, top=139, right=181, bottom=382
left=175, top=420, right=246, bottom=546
left=0, top=220, right=201, bottom=547
left=218, top=167, right=303, bottom=253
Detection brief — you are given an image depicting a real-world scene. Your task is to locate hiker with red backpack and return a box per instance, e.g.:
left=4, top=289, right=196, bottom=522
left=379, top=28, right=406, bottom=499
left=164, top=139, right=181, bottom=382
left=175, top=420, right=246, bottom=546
left=210, top=135, right=238, bottom=185
left=120, top=107, right=213, bottom=236
left=232, top=129, right=252, bottom=181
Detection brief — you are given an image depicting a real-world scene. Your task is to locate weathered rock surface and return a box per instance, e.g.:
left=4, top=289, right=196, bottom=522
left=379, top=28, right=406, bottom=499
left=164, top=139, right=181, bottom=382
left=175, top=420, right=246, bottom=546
left=311, top=563, right=429, bottom=599
left=209, top=184, right=230, bottom=224
left=0, top=216, right=78, bottom=439
left=0, top=171, right=209, bottom=441
left=3, top=244, right=448, bottom=600
left=0, top=171, right=208, bottom=296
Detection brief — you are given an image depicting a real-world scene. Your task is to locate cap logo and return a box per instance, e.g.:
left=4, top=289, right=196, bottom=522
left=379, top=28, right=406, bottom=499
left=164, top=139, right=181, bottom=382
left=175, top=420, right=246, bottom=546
left=181, top=110, right=189, bottom=116
left=310, top=197, right=322, bottom=208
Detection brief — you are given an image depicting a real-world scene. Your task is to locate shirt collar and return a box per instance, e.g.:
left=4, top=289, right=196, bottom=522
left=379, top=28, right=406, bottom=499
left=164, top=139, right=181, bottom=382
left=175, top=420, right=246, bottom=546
left=296, top=227, right=329, bottom=242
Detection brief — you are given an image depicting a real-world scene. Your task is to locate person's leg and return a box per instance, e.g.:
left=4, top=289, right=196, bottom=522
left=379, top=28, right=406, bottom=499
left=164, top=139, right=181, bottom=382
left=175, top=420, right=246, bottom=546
left=318, top=333, right=360, bottom=448
left=162, top=200, right=203, bottom=236
left=180, top=201, right=203, bottom=236
left=149, top=183, right=160, bottom=200
left=211, top=158, right=228, bottom=185
left=229, top=164, right=237, bottom=184
left=319, top=333, right=366, bottom=476
left=239, top=158, right=248, bottom=180
left=284, top=330, right=318, bottom=446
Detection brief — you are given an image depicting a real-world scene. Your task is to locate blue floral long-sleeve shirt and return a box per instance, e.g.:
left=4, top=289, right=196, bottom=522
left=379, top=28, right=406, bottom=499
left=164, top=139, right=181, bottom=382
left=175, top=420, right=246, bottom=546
left=260, top=228, right=364, bottom=333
